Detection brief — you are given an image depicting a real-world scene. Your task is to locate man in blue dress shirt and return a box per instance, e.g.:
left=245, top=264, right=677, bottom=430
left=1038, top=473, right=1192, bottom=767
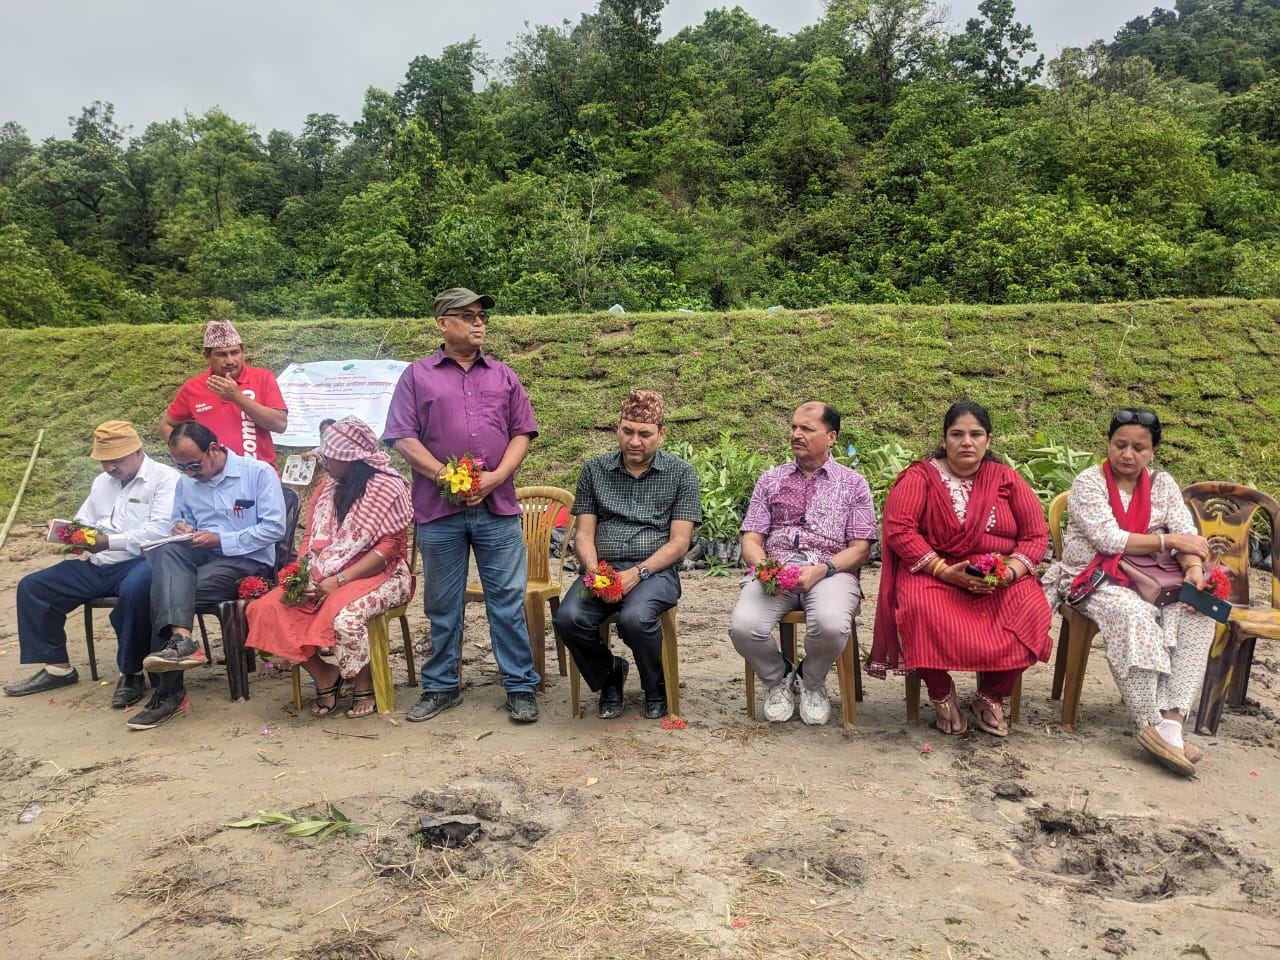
left=127, top=420, right=285, bottom=730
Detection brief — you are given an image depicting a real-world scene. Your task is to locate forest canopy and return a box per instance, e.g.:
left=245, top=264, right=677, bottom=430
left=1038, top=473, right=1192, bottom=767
left=4, top=0, right=1280, bottom=326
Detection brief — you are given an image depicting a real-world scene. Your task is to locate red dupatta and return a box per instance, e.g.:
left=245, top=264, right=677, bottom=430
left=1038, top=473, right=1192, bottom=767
left=868, top=457, right=1005, bottom=677
left=1067, top=460, right=1152, bottom=597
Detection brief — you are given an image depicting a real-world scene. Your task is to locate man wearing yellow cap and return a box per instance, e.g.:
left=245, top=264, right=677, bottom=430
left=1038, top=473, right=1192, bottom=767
left=160, top=319, right=288, bottom=467
left=3, top=421, right=179, bottom=706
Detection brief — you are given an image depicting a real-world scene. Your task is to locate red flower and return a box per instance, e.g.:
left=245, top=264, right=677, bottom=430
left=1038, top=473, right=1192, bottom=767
left=1204, top=565, right=1232, bottom=601
left=660, top=716, right=687, bottom=729
left=278, top=561, right=301, bottom=581
left=578, top=561, right=624, bottom=602
left=238, top=576, right=272, bottom=600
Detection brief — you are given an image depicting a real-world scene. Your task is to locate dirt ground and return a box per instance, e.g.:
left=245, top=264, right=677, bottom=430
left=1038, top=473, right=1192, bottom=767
left=1, top=527, right=1277, bottom=960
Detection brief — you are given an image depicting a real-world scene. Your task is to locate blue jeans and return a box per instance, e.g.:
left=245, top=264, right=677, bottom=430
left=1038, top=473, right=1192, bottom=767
left=417, top=509, right=539, bottom=694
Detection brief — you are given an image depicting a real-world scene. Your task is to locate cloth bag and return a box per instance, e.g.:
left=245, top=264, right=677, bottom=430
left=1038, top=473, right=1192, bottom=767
left=1117, top=550, right=1184, bottom=606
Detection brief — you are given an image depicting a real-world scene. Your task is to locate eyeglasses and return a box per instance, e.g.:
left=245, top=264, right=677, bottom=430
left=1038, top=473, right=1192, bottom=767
left=443, top=311, right=489, bottom=324
left=1114, top=409, right=1157, bottom=426
left=174, top=447, right=212, bottom=473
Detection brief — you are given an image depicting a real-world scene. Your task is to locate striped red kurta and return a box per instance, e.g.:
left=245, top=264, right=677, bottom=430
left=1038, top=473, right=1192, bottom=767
left=870, top=458, right=1052, bottom=675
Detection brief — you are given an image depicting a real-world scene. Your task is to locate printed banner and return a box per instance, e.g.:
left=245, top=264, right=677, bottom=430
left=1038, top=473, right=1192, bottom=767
left=275, top=359, right=409, bottom=447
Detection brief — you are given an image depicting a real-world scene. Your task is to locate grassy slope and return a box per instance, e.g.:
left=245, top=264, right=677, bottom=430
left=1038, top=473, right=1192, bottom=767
left=3, top=299, right=1278, bottom=522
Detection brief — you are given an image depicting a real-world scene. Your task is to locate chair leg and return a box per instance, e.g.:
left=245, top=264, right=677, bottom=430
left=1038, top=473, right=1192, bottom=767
left=398, top=614, right=415, bottom=683
left=1195, top=622, right=1243, bottom=736
left=569, top=658, right=582, bottom=719
left=1059, top=619, right=1095, bottom=731
left=524, top=596, right=547, bottom=692
left=659, top=607, right=679, bottom=717
left=82, top=604, right=100, bottom=682
left=906, top=672, right=921, bottom=725
left=549, top=596, right=567, bottom=676
left=851, top=626, right=864, bottom=702
left=1226, top=635, right=1257, bottom=706
left=744, top=661, right=756, bottom=720
left=291, top=665, right=303, bottom=711
left=835, top=639, right=857, bottom=729
left=217, top=600, right=251, bottom=702
left=367, top=615, right=395, bottom=714
left=1010, top=673, right=1022, bottom=726
left=1051, top=619, right=1069, bottom=700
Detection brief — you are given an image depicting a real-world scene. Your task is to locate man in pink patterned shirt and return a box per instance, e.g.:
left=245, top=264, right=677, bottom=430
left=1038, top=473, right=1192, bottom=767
left=729, top=402, right=878, bottom=725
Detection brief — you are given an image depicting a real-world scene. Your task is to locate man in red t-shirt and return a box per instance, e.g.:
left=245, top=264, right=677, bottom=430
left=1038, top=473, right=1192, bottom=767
left=160, top=320, right=288, bottom=467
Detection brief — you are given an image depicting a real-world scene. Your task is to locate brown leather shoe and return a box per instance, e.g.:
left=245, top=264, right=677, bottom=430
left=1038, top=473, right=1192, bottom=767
left=1137, top=725, right=1196, bottom=777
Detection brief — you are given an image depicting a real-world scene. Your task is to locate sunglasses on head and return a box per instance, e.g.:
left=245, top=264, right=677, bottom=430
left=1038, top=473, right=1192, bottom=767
left=1114, top=409, right=1156, bottom=426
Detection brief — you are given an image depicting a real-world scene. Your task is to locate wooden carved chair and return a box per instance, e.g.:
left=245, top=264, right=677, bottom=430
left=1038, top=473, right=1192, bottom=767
left=744, top=610, right=863, bottom=729
left=1181, top=482, right=1280, bottom=735
left=1047, top=490, right=1100, bottom=730
left=464, top=486, right=576, bottom=690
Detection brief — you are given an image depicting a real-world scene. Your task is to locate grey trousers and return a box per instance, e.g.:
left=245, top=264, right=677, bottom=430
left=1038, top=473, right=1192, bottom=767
left=147, top=542, right=270, bottom=648
left=729, top=574, right=861, bottom=689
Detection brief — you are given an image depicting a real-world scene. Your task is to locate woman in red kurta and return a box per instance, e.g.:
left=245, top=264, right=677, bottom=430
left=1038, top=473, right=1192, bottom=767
left=248, top=416, right=413, bottom=718
left=868, top=402, right=1052, bottom=736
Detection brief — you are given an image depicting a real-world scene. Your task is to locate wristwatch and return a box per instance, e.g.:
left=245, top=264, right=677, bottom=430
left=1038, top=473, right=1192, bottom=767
left=824, top=561, right=837, bottom=579
left=335, top=572, right=347, bottom=586
left=638, top=566, right=651, bottom=581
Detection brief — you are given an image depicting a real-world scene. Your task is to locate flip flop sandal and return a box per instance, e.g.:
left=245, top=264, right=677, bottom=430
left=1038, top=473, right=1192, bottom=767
left=930, top=685, right=968, bottom=734
left=345, top=689, right=377, bottom=720
left=311, top=680, right=342, bottom=717
left=973, top=695, right=1009, bottom=737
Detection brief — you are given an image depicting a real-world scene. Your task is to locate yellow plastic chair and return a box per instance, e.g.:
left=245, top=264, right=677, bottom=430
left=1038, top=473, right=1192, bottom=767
left=1042, top=490, right=1099, bottom=730
left=291, top=529, right=418, bottom=715
left=744, top=610, right=863, bottom=729
left=569, top=607, right=680, bottom=719
left=1182, top=482, right=1280, bottom=735
left=464, top=486, right=576, bottom=690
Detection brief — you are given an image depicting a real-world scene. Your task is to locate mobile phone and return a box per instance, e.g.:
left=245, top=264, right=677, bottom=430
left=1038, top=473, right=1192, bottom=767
left=964, top=564, right=985, bottom=578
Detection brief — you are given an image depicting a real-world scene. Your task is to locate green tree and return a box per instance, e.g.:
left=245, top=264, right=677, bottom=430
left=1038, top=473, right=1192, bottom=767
left=947, top=0, right=1043, bottom=104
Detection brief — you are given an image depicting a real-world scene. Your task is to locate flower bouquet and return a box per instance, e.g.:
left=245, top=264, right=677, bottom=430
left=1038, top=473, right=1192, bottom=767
left=55, top=522, right=101, bottom=555
left=440, top=453, right=484, bottom=504
left=748, top=558, right=802, bottom=596
left=969, top=553, right=1009, bottom=586
left=577, top=561, right=624, bottom=603
left=278, top=556, right=313, bottom=607
left=237, top=575, right=272, bottom=601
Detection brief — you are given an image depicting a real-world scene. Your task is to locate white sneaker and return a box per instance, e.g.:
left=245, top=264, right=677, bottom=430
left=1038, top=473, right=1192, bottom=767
left=799, top=683, right=831, bottom=726
left=762, top=674, right=797, bottom=722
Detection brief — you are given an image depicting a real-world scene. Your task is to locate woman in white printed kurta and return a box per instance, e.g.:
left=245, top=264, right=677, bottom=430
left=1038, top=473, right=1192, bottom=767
left=1041, top=409, right=1214, bottom=776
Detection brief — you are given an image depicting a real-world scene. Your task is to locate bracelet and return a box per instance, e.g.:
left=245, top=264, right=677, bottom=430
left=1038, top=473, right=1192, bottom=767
left=1159, top=533, right=1166, bottom=552
left=1183, top=562, right=1202, bottom=571
left=930, top=558, right=947, bottom=577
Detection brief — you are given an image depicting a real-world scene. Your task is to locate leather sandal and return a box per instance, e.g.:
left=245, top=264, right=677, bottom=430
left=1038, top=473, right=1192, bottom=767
left=311, top=680, right=341, bottom=717
left=930, top=684, right=967, bottom=734
left=345, top=689, right=376, bottom=719
left=973, top=694, right=1009, bottom=737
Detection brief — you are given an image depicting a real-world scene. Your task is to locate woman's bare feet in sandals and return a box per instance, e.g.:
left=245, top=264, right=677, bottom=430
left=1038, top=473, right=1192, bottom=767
left=346, top=689, right=376, bottom=719
left=973, top=695, right=1009, bottom=737
left=931, top=690, right=968, bottom=734
left=308, top=662, right=343, bottom=717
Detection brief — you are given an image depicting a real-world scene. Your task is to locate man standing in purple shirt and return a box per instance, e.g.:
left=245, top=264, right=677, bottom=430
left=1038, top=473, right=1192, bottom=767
left=729, top=402, right=878, bottom=726
left=382, top=287, right=541, bottom=723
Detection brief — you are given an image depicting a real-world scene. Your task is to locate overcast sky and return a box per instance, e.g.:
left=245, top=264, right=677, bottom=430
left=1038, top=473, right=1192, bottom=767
left=2, top=1, right=1158, bottom=141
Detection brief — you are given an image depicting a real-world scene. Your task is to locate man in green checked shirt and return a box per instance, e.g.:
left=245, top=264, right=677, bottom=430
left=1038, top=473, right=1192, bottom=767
left=553, top=390, right=702, bottom=720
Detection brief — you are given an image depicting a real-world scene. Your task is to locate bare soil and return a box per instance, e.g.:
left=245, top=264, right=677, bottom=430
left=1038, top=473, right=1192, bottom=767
left=1, top=528, right=1277, bottom=960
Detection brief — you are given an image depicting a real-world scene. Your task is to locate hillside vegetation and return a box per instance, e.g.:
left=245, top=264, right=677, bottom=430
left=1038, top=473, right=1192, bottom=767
left=4, top=298, right=1278, bottom=523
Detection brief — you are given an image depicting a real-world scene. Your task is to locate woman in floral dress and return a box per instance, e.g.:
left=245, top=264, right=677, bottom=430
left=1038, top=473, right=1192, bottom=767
left=248, top=416, right=413, bottom=718
left=1041, top=408, right=1214, bottom=776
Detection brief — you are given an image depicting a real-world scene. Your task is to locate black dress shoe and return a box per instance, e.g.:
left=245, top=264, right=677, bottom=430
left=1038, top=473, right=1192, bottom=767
left=597, top=657, right=629, bottom=719
left=643, top=694, right=667, bottom=720
left=3, top=668, right=80, bottom=697
left=111, top=673, right=147, bottom=709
